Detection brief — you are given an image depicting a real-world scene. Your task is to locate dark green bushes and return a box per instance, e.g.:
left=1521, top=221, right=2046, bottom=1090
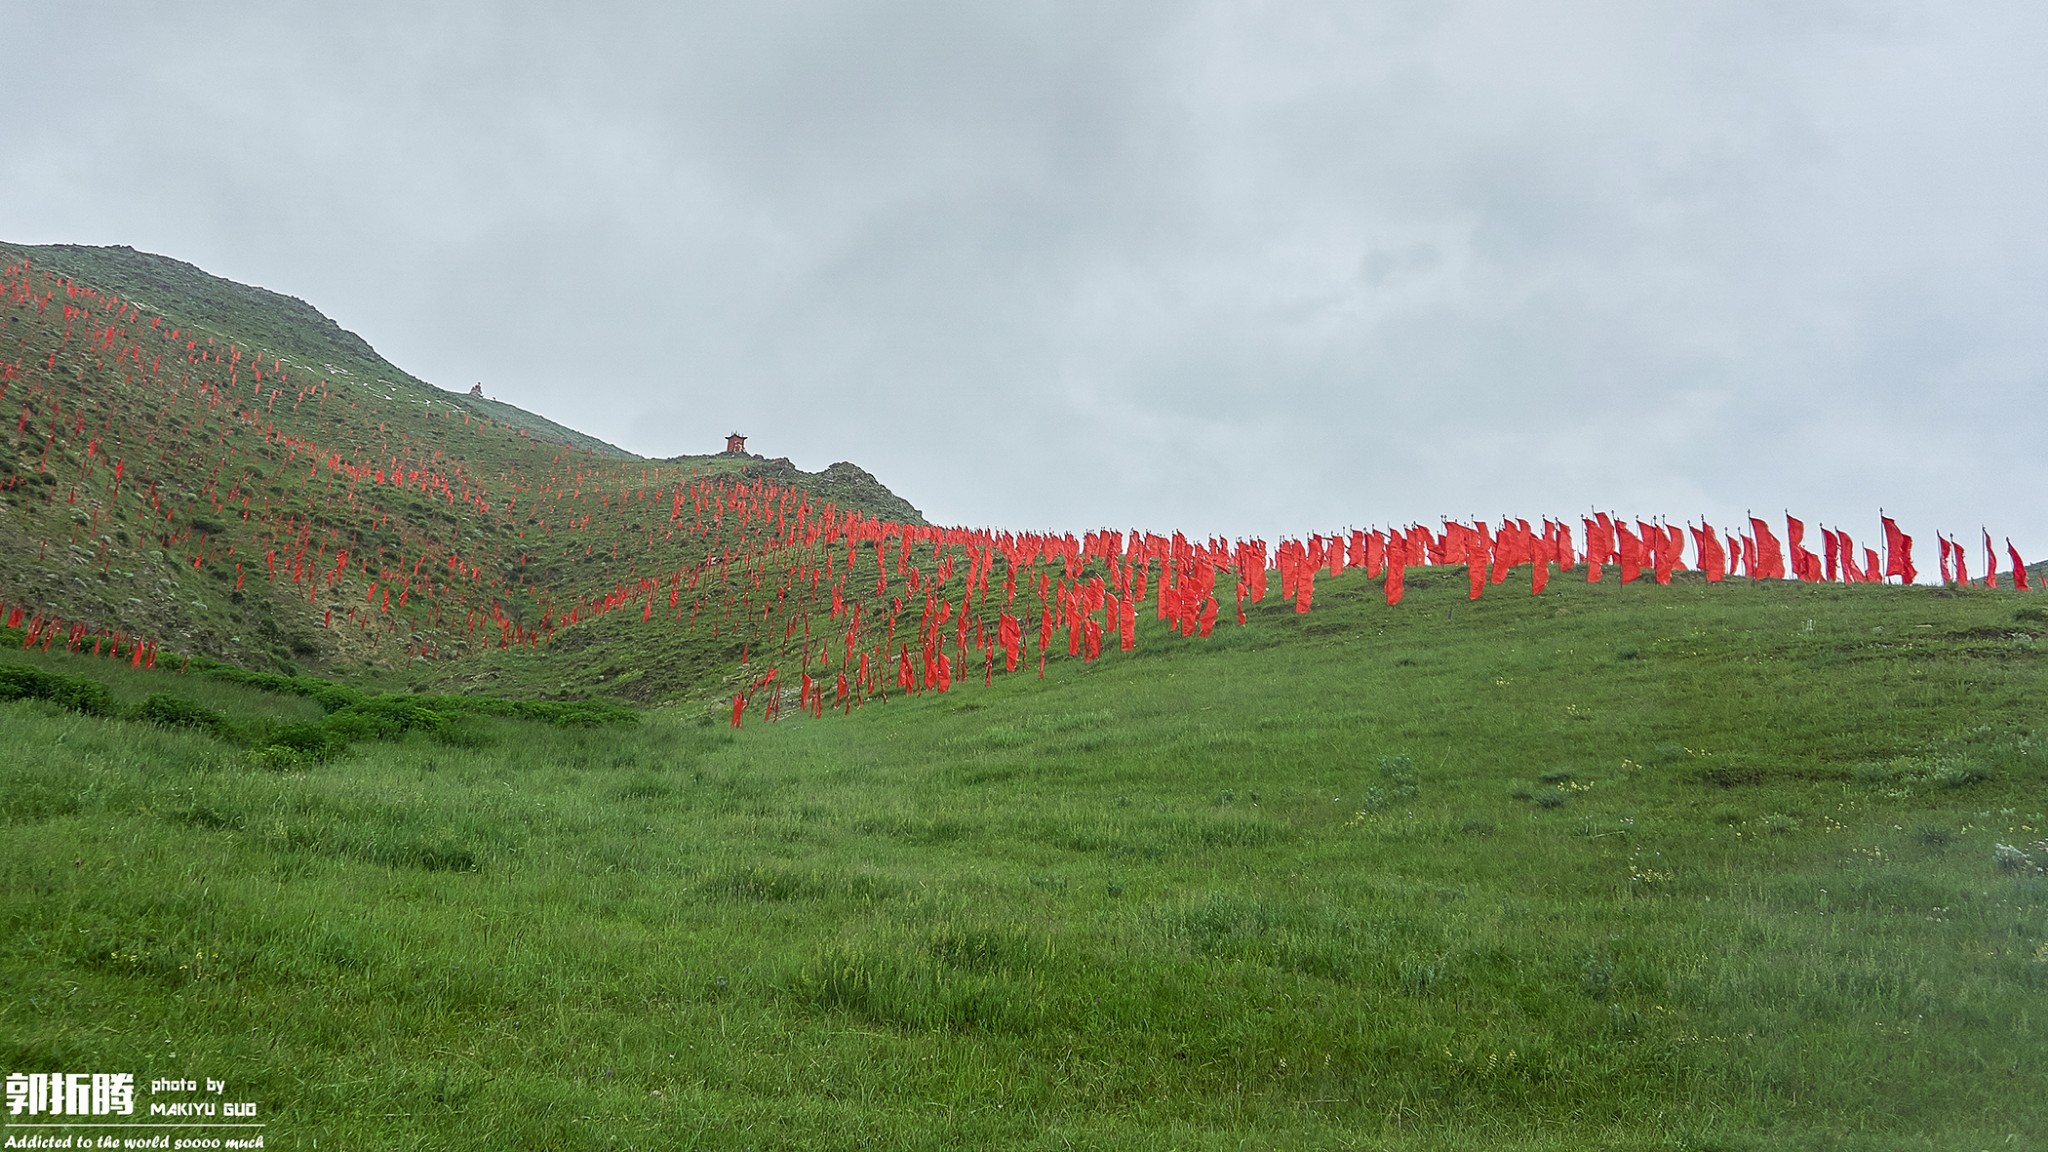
left=0, top=664, right=115, bottom=716
left=133, top=693, right=231, bottom=738
left=0, top=654, right=636, bottom=763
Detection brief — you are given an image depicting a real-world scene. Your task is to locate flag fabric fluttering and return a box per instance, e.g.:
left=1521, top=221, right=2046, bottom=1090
left=6, top=263, right=2031, bottom=737
left=1883, top=516, right=1916, bottom=584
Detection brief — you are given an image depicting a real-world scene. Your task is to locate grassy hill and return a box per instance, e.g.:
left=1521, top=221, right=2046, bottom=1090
left=2, top=567, right=2043, bottom=1149
left=5, top=242, right=636, bottom=458
left=3, top=239, right=2045, bottom=1147
left=0, top=241, right=924, bottom=701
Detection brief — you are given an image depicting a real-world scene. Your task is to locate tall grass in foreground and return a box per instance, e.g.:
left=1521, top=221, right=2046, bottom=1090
left=2, top=571, right=2044, bottom=1149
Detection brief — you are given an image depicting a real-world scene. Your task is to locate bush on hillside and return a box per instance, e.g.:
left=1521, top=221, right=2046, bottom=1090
left=0, top=663, right=115, bottom=716
left=421, top=695, right=637, bottom=728
left=133, top=694, right=231, bottom=738
left=193, top=659, right=366, bottom=712
left=263, top=721, right=349, bottom=761
left=324, top=697, right=449, bottom=741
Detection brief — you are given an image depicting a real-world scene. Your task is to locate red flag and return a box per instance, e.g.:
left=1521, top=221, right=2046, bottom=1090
left=1466, top=523, right=1487, bottom=601
left=2010, top=541, right=2031, bottom=592
left=1616, top=523, right=1642, bottom=584
left=1384, top=534, right=1407, bottom=606
left=1786, top=516, right=1820, bottom=582
left=1983, top=530, right=1998, bottom=589
left=998, top=612, right=1022, bottom=670
left=1749, top=517, right=1785, bottom=579
left=1881, top=516, right=1915, bottom=584
left=1698, top=522, right=1726, bottom=582
left=1584, top=514, right=1613, bottom=582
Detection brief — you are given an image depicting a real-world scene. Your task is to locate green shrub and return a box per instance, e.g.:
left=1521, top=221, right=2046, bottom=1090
left=133, top=694, right=230, bottom=738
left=250, top=745, right=315, bottom=772
left=324, top=697, right=448, bottom=741
left=265, top=722, right=347, bottom=761
left=192, top=659, right=366, bottom=712
left=416, top=694, right=637, bottom=728
left=0, top=664, right=115, bottom=716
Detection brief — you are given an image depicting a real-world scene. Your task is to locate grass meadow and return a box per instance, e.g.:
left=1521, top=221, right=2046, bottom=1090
left=3, top=569, right=2046, bottom=1149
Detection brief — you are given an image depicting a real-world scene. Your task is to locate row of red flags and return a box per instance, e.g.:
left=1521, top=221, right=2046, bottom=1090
left=6, top=258, right=2037, bottom=729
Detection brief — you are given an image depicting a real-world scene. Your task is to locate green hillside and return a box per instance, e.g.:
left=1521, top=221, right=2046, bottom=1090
left=4, top=241, right=635, bottom=458
left=3, top=239, right=2044, bottom=1148
left=0, top=241, right=924, bottom=700
left=2, top=568, right=2043, bottom=1149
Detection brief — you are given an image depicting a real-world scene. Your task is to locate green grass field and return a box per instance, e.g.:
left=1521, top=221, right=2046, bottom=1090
left=5, top=569, right=2046, bottom=1150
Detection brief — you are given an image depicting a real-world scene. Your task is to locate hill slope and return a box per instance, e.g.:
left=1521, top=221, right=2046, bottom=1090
left=0, top=241, right=926, bottom=696
left=2, top=560, right=2043, bottom=1148
left=1, top=239, right=2033, bottom=719
left=3, top=242, right=634, bottom=458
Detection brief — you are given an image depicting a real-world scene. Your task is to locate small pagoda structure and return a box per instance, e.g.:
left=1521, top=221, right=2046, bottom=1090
left=724, top=432, right=747, bottom=454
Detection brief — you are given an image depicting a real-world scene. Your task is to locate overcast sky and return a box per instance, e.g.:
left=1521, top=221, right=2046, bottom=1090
left=5, top=2, right=2043, bottom=551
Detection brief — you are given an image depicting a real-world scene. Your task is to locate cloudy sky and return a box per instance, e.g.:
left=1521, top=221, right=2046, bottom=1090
left=5, top=2, right=2043, bottom=550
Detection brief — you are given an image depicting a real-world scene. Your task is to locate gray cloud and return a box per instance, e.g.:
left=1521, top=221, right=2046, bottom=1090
left=6, top=1, right=2043, bottom=549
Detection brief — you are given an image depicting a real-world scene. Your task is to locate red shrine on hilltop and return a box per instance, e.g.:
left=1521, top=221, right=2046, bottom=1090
left=724, top=432, right=747, bottom=454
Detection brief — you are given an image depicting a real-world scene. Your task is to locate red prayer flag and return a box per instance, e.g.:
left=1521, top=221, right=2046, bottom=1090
left=1786, top=516, right=1819, bottom=582
left=1466, top=524, right=1487, bottom=601
left=1616, top=523, right=1642, bottom=584
left=1698, top=522, right=1726, bottom=582
left=1583, top=515, right=1610, bottom=583
left=1749, top=517, right=1785, bottom=579
left=1882, top=516, right=1916, bottom=583
left=1384, top=534, right=1407, bottom=606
